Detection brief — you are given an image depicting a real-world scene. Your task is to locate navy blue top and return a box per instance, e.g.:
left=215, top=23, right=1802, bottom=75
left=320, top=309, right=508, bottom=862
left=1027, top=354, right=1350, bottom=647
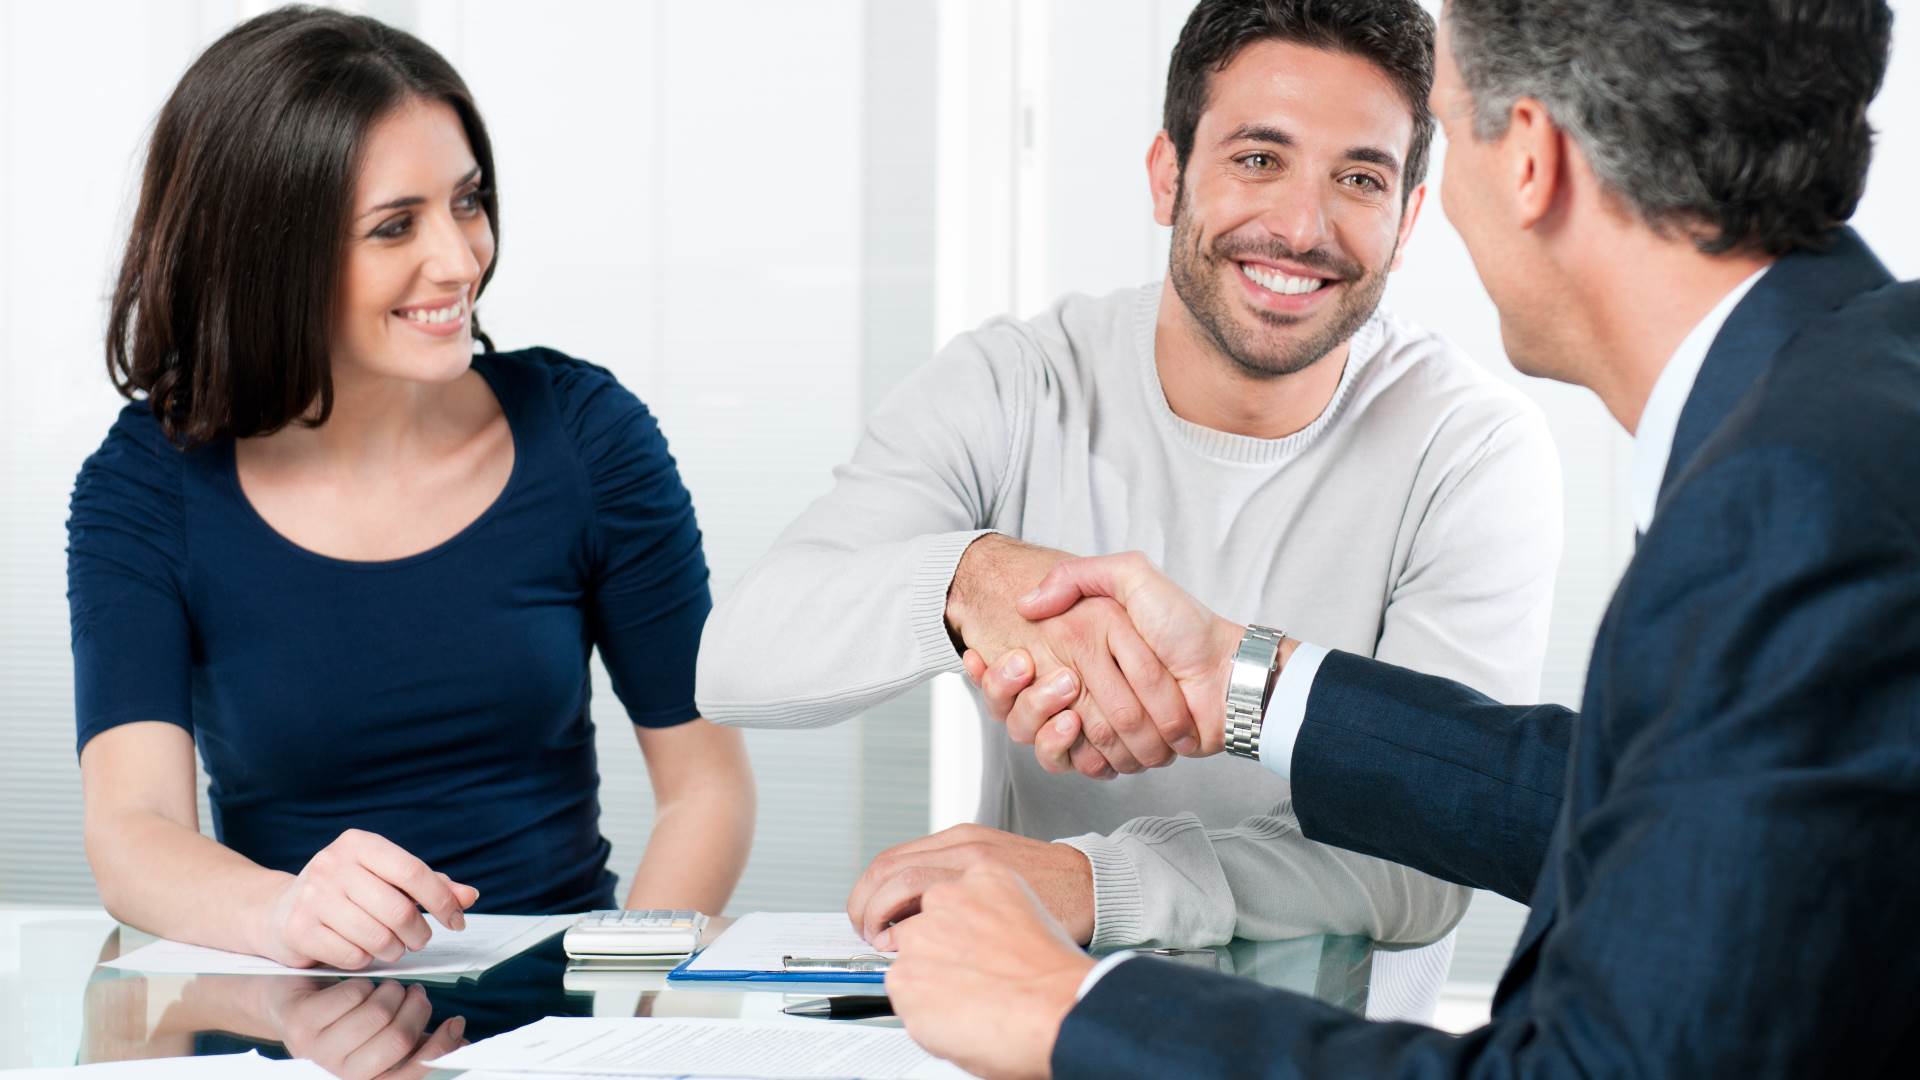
left=66, top=348, right=712, bottom=914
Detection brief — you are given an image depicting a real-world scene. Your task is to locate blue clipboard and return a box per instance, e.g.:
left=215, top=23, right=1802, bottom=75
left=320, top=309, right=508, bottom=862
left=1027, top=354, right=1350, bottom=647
left=665, top=949, right=887, bottom=984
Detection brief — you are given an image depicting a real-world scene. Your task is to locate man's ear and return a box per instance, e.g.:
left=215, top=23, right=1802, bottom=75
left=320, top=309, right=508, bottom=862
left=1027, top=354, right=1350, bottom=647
left=1505, top=97, right=1564, bottom=231
left=1389, top=182, right=1428, bottom=271
left=1147, top=131, right=1180, bottom=227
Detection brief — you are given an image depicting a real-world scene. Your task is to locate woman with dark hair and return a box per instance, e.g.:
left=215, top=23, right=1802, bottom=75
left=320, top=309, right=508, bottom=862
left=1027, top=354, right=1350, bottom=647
left=67, top=5, right=754, bottom=973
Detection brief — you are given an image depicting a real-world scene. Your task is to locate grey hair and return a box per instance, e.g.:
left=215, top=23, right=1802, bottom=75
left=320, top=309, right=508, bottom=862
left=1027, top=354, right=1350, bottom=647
left=1444, top=0, right=1892, bottom=255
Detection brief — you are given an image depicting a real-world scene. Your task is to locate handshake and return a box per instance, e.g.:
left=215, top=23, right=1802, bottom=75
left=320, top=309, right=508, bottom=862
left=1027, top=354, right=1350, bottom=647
left=945, top=534, right=1297, bottom=778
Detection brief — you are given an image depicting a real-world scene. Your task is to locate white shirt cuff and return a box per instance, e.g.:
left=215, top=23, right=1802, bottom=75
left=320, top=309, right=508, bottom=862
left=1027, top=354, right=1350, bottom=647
left=1257, top=641, right=1329, bottom=782
left=1076, top=950, right=1139, bottom=1000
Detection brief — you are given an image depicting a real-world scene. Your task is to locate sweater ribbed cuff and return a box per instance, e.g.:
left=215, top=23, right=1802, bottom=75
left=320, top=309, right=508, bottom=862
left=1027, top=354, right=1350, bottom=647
left=1060, top=832, right=1146, bottom=950
left=909, top=529, right=999, bottom=672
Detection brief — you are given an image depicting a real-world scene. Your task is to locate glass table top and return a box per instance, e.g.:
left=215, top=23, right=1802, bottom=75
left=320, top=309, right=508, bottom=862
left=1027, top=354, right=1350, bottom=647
left=0, top=907, right=1374, bottom=1076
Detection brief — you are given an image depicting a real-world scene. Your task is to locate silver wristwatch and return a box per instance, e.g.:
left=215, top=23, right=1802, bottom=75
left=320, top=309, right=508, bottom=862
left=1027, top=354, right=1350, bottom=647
left=1223, top=625, right=1286, bottom=760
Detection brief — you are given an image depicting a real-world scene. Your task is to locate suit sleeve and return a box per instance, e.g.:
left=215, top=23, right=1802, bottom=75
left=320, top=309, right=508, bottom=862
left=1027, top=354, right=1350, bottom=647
left=1058, top=447, right=1920, bottom=1077
left=694, top=327, right=1036, bottom=728
left=1290, top=655, right=1575, bottom=903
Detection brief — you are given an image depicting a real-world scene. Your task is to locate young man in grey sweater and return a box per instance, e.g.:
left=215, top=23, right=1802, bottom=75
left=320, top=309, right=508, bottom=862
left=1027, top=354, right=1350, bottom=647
left=696, top=0, right=1560, bottom=1019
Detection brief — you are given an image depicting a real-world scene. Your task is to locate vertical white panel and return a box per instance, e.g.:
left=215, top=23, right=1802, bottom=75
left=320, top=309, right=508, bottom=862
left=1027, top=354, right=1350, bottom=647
left=652, top=0, right=870, bottom=912
left=928, top=673, right=983, bottom=831
left=448, top=0, right=661, bottom=399
left=653, top=0, right=865, bottom=584
left=928, top=0, right=1020, bottom=826
left=1036, top=0, right=1164, bottom=299
left=934, top=0, right=1018, bottom=341
left=0, top=0, right=219, bottom=905
left=1011, top=0, right=1051, bottom=315
left=857, top=0, right=941, bottom=859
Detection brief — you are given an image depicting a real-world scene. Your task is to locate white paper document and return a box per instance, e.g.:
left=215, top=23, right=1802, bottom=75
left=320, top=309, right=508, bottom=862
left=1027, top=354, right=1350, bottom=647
left=102, top=913, right=572, bottom=977
left=681, top=912, right=895, bottom=975
left=6, top=1050, right=333, bottom=1077
left=429, top=1016, right=971, bottom=1078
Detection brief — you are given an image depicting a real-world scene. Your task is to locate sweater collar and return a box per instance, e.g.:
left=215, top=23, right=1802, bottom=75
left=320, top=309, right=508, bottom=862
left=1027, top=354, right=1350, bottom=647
left=1135, top=282, right=1382, bottom=465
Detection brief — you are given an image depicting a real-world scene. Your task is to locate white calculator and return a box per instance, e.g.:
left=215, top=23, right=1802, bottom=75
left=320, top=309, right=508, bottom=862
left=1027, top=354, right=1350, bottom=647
left=562, top=909, right=708, bottom=963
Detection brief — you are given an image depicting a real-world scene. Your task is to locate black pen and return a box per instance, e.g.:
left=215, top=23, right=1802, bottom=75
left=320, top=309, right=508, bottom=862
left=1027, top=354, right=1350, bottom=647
left=782, top=995, right=895, bottom=1020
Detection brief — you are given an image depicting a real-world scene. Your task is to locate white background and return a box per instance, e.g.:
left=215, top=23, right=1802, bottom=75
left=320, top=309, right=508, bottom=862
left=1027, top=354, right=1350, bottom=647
left=1, top=0, right=1915, bottom=1009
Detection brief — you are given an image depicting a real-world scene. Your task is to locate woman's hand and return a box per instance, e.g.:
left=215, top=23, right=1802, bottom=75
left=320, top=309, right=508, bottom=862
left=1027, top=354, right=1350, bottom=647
left=255, top=829, right=479, bottom=970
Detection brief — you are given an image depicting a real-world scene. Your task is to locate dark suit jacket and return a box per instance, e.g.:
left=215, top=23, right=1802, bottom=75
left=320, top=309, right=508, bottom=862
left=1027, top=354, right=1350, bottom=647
left=1057, top=229, right=1920, bottom=1077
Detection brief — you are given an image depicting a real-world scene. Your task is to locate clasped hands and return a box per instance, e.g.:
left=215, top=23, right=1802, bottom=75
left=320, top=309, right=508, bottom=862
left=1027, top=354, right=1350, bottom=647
left=869, top=541, right=1281, bottom=1078
left=853, top=540, right=1250, bottom=951
left=944, top=536, right=1253, bottom=777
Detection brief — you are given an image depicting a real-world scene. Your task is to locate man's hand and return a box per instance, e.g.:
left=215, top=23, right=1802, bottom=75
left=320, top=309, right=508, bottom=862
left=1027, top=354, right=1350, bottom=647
left=887, top=865, right=1093, bottom=1080
left=947, top=536, right=1199, bottom=775
left=944, top=534, right=1073, bottom=654
left=965, top=552, right=1259, bottom=773
left=846, top=824, right=1095, bottom=949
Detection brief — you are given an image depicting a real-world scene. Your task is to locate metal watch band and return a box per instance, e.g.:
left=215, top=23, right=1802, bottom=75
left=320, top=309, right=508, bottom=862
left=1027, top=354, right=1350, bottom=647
left=1223, top=625, right=1285, bottom=760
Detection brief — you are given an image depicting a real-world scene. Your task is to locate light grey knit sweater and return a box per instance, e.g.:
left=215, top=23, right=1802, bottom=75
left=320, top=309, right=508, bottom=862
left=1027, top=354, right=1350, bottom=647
left=697, top=283, right=1560, bottom=959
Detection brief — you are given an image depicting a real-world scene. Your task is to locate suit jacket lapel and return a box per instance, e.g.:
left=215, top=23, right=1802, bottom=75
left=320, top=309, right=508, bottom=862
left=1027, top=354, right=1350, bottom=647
left=1659, top=228, right=1893, bottom=500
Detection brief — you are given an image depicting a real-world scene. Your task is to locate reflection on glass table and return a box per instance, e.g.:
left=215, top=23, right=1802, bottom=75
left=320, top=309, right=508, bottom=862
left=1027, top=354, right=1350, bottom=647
left=1, top=908, right=1376, bottom=1076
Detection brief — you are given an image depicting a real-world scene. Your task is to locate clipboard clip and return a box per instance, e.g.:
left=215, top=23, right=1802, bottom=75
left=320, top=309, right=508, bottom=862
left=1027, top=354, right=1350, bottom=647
left=781, top=953, right=893, bottom=973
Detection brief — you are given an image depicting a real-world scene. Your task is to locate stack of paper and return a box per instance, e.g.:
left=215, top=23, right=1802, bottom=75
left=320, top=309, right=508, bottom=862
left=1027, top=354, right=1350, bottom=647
left=428, top=1016, right=972, bottom=1079
left=102, top=913, right=574, bottom=979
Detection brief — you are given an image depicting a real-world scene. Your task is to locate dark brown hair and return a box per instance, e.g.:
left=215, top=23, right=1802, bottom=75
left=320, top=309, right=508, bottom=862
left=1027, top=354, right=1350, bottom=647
left=1164, top=0, right=1435, bottom=208
left=106, top=4, right=500, bottom=447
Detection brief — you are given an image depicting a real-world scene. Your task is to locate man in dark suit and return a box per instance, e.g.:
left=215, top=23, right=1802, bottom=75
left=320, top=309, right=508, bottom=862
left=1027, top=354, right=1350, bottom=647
left=881, top=1, right=1917, bottom=1076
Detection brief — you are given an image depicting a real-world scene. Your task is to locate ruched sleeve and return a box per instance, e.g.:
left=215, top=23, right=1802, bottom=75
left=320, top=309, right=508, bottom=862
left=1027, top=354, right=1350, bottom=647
left=67, top=403, right=195, bottom=753
left=548, top=354, right=711, bottom=727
